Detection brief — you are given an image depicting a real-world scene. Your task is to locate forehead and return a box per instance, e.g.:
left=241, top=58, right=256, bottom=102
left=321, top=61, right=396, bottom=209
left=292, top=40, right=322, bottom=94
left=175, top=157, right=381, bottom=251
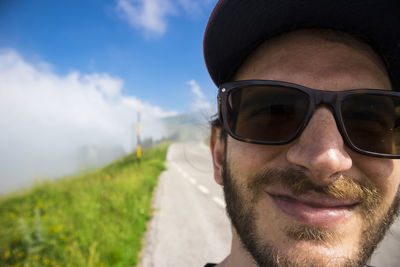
left=234, top=29, right=392, bottom=91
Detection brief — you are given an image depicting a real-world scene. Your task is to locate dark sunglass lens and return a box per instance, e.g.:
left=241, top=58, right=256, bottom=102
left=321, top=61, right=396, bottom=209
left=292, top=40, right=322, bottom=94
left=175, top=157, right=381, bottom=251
left=226, top=85, right=309, bottom=142
left=342, top=94, right=400, bottom=155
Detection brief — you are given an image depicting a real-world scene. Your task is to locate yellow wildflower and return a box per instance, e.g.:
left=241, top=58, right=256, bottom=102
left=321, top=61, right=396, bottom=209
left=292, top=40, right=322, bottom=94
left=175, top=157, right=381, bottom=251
left=36, top=200, right=43, bottom=208
left=4, top=250, right=10, bottom=259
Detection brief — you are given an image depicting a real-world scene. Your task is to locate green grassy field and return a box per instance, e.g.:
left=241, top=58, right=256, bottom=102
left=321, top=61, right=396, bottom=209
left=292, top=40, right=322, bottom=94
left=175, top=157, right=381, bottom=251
left=0, top=143, right=169, bottom=267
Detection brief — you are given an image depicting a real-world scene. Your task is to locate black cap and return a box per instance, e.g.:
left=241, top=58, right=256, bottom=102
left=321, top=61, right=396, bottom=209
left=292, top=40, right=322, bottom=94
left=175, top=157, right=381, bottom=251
left=203, top=0, right=400, bottom=89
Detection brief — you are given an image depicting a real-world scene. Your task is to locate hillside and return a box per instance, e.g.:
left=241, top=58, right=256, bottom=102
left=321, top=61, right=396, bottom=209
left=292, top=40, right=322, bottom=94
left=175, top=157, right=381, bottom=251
left=0, top=143, right=169, bottom=266
left=162, top=112, right=212, bottom=142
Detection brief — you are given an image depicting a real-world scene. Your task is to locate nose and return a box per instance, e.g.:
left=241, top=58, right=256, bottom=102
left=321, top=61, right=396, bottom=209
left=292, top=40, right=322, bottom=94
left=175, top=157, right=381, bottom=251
left=286, top=107, right=352, bottom=185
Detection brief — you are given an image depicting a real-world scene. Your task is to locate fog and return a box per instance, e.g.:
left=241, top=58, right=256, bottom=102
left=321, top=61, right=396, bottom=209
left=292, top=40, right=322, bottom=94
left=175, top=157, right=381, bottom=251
left=0, top=49, right=197, bottom=194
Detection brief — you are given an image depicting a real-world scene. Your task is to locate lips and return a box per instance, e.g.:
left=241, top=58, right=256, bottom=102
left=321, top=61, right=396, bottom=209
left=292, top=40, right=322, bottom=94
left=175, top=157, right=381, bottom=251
left=267, top=191, right=359, bottom=227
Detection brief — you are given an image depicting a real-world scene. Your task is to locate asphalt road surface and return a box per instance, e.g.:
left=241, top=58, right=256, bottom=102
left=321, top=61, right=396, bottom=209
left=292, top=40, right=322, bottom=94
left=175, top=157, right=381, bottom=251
left=140, top=142, right=231, bottom=267
left=370, top=214, right=400, bottom=266
left=140, top=142, right=400, bottom=267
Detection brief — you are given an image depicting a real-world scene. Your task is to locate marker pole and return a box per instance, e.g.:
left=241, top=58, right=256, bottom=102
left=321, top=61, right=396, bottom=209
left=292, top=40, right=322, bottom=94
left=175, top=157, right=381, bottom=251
left=136, top=101, right=142, bottom=162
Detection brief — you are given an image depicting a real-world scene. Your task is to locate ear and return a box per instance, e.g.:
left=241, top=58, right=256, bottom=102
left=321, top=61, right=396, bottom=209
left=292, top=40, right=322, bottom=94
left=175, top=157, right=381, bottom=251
left=210, top=127, right=225, bottom=185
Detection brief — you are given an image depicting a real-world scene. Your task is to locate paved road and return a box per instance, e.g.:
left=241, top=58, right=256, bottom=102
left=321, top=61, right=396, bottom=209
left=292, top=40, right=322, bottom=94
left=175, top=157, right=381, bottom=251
left=140, top=141, right=400, bottom=267
left=370, top=213, right=400, bottom=266
left=140, top=142, right=231, bottom=267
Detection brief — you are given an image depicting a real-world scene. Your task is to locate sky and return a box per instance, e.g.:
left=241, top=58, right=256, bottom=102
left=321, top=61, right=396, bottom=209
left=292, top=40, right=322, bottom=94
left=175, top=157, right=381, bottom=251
left=0, top=0, right=218, bottom=192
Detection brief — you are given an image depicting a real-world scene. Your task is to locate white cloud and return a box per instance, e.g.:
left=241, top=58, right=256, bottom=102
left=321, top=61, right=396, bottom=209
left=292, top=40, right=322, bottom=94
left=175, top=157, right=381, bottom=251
left=116, top=0, right=176, bottom=36
left=0, top=49, right=176, bottom=192
left=176, top=0, right=199, bottom=13
left=116, top=0, right=214, bottom=37
left=83, top=73, right=123, bottom=97
left=188, top=79, right=213, bottom=114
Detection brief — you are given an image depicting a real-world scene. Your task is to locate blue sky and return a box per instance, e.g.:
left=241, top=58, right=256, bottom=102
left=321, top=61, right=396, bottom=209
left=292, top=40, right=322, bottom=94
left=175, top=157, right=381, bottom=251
left=0, top=0, right=217, bottom=111
left=0, top=0, right=218, bottom=192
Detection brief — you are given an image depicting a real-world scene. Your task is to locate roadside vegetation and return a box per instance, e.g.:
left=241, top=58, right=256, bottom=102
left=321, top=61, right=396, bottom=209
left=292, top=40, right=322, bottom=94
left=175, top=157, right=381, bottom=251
left=0, top=143, right=169, bottom=267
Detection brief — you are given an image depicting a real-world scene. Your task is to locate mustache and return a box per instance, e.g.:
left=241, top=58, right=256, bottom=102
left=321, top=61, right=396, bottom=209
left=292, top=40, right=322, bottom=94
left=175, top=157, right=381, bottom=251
left=249, top=168, right=382, bottom=206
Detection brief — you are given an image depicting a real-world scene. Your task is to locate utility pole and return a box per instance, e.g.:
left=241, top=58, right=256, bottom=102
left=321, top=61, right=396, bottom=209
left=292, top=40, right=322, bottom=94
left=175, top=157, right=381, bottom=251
left=136, top=100, right=142, bottom=162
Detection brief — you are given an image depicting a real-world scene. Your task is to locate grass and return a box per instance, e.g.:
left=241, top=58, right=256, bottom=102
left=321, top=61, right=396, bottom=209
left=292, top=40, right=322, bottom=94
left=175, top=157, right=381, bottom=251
left=0, top=143, right=169, bottom=267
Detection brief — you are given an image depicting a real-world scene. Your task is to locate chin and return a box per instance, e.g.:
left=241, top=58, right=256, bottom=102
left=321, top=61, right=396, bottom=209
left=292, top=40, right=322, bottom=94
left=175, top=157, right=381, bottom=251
left=251, top=235, right=362, bottom=267
left=251, top=205, right=365, bottom=266
left=281, top=240, right=358, bottom=266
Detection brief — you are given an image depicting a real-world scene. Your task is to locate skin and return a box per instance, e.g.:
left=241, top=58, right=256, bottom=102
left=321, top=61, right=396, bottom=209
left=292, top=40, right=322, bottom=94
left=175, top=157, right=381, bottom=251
left=210, top=30, right=400, bottom=266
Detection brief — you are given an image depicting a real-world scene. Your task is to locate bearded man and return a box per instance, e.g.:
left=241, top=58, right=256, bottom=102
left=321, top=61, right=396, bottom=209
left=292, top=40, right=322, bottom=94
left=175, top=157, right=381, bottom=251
left=203, top=1, right=400, bottom=266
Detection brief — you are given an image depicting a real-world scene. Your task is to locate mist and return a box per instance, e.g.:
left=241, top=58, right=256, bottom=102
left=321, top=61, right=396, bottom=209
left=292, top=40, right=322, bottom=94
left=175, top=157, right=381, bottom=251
left=0, top=49, right=180, bottom=194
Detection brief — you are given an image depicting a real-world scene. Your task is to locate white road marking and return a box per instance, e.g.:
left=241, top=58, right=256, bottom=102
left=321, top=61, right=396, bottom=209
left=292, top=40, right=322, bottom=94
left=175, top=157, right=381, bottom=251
left=212, top=196, right=226, bottom=208
left=172, top=160, right=225, bottom=209
left=177, top=167, right=184, bottom=175
left=172, top=162, right=189, bottom=178
left=198, top=185, right=210, bottom=195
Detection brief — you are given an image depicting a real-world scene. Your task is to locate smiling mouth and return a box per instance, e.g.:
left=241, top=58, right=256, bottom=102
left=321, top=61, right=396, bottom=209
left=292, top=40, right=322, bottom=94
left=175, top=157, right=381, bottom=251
left=268, top=193, right=360, bottom=227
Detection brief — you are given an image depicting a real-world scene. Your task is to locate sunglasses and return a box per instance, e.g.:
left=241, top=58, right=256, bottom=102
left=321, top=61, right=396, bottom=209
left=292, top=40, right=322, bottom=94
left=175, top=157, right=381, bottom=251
left=218, top=80, right=400, bottom=158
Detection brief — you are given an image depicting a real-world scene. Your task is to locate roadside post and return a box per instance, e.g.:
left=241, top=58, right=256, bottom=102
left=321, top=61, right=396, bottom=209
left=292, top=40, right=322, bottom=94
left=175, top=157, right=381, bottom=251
left=136, top=100, right=142, bottom=163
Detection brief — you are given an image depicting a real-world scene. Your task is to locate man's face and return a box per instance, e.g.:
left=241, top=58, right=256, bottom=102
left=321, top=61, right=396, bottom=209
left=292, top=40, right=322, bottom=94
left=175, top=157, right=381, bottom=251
left=211, top=31, right=400, bottom=267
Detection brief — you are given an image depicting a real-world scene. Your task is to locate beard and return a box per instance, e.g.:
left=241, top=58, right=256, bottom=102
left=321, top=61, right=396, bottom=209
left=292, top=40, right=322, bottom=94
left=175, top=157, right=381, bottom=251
left=222, top=159, right=400, bottom=267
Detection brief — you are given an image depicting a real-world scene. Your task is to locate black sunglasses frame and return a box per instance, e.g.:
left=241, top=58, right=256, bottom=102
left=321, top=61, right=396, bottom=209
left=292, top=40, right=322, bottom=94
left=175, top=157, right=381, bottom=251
left=218, top=80, right=400, bottom=159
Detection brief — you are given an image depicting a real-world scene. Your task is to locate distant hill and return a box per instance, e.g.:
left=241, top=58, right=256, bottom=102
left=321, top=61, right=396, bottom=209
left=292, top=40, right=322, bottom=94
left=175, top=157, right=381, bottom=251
left=161, top=112, right=212, bottom=142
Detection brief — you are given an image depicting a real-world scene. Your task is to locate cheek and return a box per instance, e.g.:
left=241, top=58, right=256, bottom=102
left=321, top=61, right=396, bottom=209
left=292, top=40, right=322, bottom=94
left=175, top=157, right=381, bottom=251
left=354, top=155, right=400, bottom=205
left=227, top=137, right=286, bottom=176
left=383, top=163, right=400, bottom=202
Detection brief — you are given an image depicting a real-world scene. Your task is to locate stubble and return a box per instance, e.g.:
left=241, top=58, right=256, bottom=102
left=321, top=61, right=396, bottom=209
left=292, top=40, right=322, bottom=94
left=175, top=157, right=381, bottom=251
left=222, top=160, right=400, bottom=267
